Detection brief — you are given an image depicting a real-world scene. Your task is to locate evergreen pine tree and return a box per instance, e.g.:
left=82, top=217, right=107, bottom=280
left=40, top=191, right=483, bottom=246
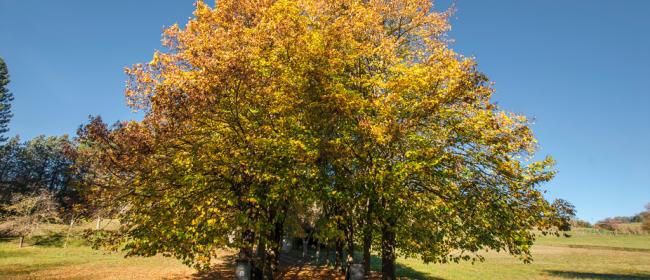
left=0, top=57, right=14, bottom=142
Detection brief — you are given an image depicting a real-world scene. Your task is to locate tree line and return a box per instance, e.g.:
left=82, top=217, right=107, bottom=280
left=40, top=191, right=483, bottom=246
left=0, top=59, right=88, bottom=248
left=1, top=1, right=580, bottom=280
left=589, top=206, right=650, bottom=233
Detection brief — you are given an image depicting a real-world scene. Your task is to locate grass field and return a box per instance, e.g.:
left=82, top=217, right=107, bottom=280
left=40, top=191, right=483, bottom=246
left=391, top=233, right=650, bottom=280
left=1, top=224, right=649, bottom=279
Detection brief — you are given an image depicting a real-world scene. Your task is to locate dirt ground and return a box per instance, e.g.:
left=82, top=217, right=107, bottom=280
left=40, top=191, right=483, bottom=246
left=189, top=252, right=378, bottom=280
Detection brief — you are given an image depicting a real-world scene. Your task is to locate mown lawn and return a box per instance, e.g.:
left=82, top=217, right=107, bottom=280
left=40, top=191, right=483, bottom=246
left=1, top=226, right=649, bottom=279
left=0, top=240, right=194, bottom=279
left=535, top=227, right=650, bottom=250
left=384, top=230, right=650, bottom=279
left=391, top=242, right=650, bottom=279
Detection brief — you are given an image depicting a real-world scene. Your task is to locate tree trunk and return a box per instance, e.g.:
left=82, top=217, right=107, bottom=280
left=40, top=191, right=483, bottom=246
left=64, top=217, right=75, bottom=248
left=265, top=222, right=283, bottom=279
left=345, top=224, right=355, bottom=280
left=255, top=238, right=267, bottom=280
left=363, top=229, right=372, bottom=278
left=363, top=197, right=374, bottom=278
left=381, top=223, right=396, bottom=280
left=19, top=236, right=24, bottom=248
left=239, top=230, right=256, bottom=280
left=302, top=234, right=311, bottom=258
left=315, top=242, right=321, bottom=264
left=267, top=244, right=280, bottom=279
left=325, top=244, right=331, bottom=266
left=240, top=230, right=255, bottom=261
left=335, top=240, right=344, bottom=271
left=262, top=204, right=286, bottom=279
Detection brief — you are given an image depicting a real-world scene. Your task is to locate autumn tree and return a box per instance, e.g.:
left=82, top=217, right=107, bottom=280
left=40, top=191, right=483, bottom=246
left=0, top=57, right=13, bottom=143
left=0, top=191, right=60, bottom=248
left=282, top=1, right=574, bottom=279
left=82, top=1, right=320, bottom=277
left=71, top=116, right=133, bottom=225
left=80, top=1, right=573, bottom=279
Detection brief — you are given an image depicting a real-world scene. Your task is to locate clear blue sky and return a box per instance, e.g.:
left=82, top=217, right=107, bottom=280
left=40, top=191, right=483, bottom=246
left=0, top=1, right=648, bottom=223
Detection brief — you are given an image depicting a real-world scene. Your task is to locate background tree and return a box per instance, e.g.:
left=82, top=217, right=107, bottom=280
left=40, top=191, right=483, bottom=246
left=0, top=135, right=78, bottom=206
left=0, top=137, right=22, bottom=204
left=0, top=191, right=60, bottom=248
left=641, top=203, right=650, bottom=232
left=570, top=219, right=593, bottom=228
left=0, top=57, right=13, bottom=143
left=0, top=134, right=81, bottom=237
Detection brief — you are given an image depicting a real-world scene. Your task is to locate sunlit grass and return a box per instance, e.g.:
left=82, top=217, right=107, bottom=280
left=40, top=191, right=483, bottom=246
left=1, top=225, right=649, bottom=279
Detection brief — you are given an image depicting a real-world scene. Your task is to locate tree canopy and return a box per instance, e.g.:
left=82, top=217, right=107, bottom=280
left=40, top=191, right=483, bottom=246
left=77, top=1, right=574, bottom=279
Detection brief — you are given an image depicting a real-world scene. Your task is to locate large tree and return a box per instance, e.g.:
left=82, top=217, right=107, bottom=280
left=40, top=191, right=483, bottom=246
left=0, top=57, right=13, bottom=143
left=80, top=1, right=573, bottom=279
left=81, top=1, right=321, bottom=276
left=276, top=1, right=574, bottom=278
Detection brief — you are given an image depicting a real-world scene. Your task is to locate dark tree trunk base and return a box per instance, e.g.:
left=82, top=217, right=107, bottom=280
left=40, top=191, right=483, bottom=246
left=381, top=225, right=396, bottom=280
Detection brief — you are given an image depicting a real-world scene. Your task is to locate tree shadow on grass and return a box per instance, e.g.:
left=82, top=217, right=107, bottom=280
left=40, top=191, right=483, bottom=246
left=31, top=232, right=87, bottom=248
left=188, top=252, right=334, bottom=280
left=277, top=249, right=446, bottom=280
left=277, top=251, right=348, bottom=279
left=545, top=270, right=650, bottom=280
left=368, top=255, right=445, bottom=280
left=0, top=248, right=31, bottom=258
left=0, top=262, right=78, bottom=278
left=186, top=249, right=446, bottom=280
left=32, top=233, right=65, bottom=247
left=190, top=254, right=237, bottom=280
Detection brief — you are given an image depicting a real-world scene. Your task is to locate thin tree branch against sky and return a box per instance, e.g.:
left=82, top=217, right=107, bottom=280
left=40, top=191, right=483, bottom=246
left=0, top=0, right=648, bottom=223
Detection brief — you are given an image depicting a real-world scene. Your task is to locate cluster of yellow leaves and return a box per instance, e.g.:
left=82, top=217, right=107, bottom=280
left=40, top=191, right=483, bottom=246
left=77, top=0, right=574, bottom=270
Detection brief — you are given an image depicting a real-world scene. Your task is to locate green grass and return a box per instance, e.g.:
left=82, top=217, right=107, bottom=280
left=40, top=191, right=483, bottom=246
left=387, top=228, right=650, bottom=279
left=535, top=227, right=650, bottom=250
left=0, top=221, right=194, bottom=280
left=0, top=239, right=194, bottom=279
left=391, top=244, right=650, bottom=279
left=1, top=225, right=649, bottom=279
